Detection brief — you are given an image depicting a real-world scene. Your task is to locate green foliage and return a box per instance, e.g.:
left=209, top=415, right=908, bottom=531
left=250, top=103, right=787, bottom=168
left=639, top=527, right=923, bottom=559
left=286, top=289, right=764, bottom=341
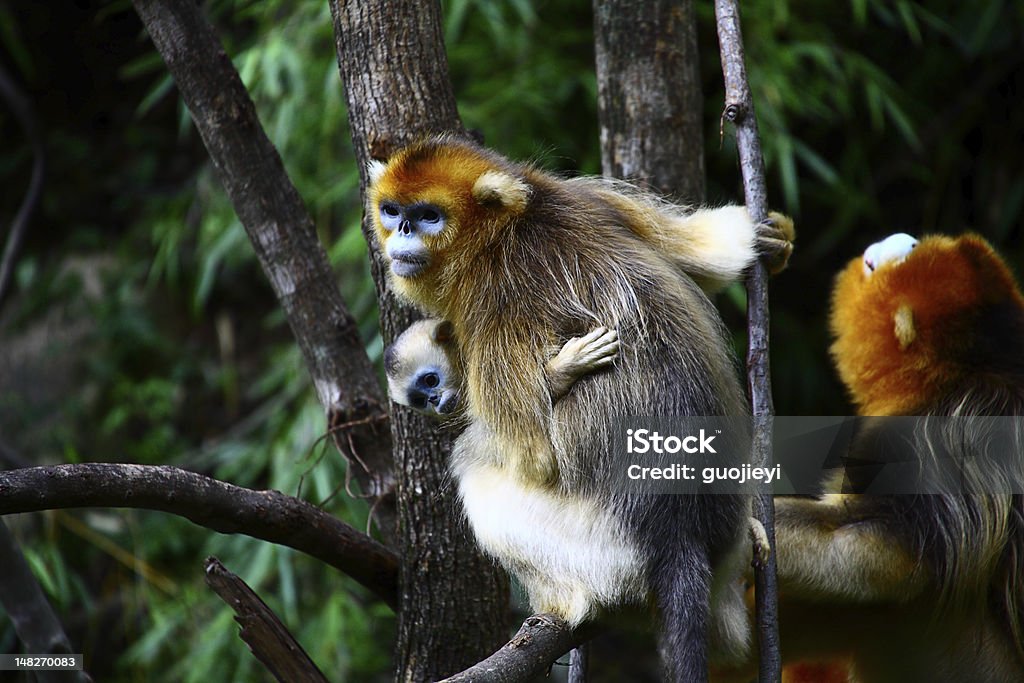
left=1, top=0, right=1023, bottom=679
left=444, top=0, right=600, bottom=171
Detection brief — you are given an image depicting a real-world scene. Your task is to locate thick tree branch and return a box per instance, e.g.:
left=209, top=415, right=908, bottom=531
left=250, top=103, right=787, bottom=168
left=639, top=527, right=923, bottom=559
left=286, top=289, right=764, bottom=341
left=204, top=557, right=329, bottom=683
left=128, top=0, right=396, bottom=539
left=439, top=615, right=593, bottom=683
left=0, top=464, right=398, bottom=608
left=715, top=2, right=782, bottom=681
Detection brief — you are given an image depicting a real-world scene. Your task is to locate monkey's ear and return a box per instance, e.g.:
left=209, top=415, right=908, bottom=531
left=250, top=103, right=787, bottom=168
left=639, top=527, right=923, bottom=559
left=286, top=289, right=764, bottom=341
left=472, top=170, right=531, bottom=213
left=894, top=304, right=915, bottom=350
left=367, top=159, right=387, bottom=185
left=433, top=320, right=456, bottom=345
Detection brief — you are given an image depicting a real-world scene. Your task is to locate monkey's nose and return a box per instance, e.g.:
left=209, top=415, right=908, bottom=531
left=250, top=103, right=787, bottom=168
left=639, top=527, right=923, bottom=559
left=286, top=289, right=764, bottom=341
left=399, top=219, right=412, bottom=235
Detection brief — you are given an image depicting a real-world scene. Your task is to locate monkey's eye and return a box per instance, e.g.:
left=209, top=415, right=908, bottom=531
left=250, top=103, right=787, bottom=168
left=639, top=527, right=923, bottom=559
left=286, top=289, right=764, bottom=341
left=422, top=372, right=440, bottom=388
left=420, top=208, right=441, bottom=224
left=381, top=203, right=401, bottom=218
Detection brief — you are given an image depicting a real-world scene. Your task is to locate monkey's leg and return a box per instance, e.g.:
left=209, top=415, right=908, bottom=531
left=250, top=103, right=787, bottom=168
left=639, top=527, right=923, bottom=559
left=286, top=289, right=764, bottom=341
left=773, top=496, right=928, bottom=603
left=655, top=206, right=794, bottom=293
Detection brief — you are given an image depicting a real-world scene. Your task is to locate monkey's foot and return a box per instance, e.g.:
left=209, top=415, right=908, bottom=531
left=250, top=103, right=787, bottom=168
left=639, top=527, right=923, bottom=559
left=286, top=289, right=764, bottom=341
left=748, top=517, right=772, bottom=568
left=546, top=327, right=620, bottom=401
left=757, top=212, right=795, bottom=275
left=556, top=327, right=619, bottom=374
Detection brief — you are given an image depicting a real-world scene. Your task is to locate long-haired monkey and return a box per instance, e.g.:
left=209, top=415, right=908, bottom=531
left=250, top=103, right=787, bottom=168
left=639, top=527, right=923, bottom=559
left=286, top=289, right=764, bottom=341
left=719, top=233, right=1024, bottom=683
left=368, top=135, right=793, bottom=680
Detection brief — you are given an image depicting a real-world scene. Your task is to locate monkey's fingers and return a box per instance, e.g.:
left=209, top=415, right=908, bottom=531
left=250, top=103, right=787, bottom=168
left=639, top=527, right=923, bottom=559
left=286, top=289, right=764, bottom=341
left=757, top=212, right=796, bottom=275
left=577, top=326, right=611, bottom=345
left=748, top=517, right=772, bottom=568
left=575, top=332, right=619, bottom=366
left=765, top=211, right=796, bottom=240
left=582, top=345, right=619, bottom=369
left=559, top=327, right=606, bottom=356
left=757, top=236, right=794, bottom=275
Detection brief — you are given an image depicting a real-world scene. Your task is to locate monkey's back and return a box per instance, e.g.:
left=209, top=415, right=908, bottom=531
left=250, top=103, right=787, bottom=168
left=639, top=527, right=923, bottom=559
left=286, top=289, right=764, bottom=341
left=453, top=175, right=751, bottom=564
left=828, top=234, right=1024, bottom=674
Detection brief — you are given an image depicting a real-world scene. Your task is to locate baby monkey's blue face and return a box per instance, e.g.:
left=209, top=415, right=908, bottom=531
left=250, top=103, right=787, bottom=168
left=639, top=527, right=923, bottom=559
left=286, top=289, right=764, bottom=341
left=384, top=319, right=461, bottom=418
left=400, top=364, right=460, bottom=416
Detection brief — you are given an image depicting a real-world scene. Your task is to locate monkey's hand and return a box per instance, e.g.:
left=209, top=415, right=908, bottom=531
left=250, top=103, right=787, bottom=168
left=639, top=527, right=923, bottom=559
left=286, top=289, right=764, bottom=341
left=757, top=212, right=796, bottom=275
left=545, top=327, right=619, bottom=401
left=748, top=517, right=772, bottom=569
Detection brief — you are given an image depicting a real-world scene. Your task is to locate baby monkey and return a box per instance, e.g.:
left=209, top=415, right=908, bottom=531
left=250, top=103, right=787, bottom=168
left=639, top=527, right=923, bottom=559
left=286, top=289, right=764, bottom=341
left=385, top=318, right=773, bottom=567
left=385, top=319, right=620, bottom=417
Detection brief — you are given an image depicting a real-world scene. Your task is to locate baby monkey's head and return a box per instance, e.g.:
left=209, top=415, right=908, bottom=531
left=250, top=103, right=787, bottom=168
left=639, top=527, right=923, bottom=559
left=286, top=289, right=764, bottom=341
left=384, top=318, right=462, bottom=417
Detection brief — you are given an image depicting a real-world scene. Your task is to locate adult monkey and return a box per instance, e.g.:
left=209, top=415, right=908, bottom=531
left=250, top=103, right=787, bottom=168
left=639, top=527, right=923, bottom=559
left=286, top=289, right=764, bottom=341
left=716, top=233, right=1024, bottom=683
left=369, top=135, right=793, bottom=680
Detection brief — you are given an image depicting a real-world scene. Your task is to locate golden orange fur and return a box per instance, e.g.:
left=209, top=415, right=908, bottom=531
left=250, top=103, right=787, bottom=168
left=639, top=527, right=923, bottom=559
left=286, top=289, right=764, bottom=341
left=717, top=233, right=1024, bottom=683
left=830, top=234, right=1024, bottom=415
left=789, top=233, right=1024, bottom=682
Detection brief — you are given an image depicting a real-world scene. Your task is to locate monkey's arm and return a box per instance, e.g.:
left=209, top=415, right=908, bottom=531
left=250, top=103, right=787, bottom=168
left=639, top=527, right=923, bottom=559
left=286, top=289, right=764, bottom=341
left=773, top=495, right=929, bottom=603
left=661, top=207, right=794, bottom=294
left=544, top=327, right=619, bottom=401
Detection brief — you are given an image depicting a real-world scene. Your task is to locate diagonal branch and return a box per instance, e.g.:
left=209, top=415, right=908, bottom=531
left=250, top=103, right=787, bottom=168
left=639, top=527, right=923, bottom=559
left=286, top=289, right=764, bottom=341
left=128, top=0, right=396, bottom=540
left=0, top=520, right=91, bottom=683
left=714, top=2, right=782, bottom=681
left=0, top=61, right=46, bottom=309
left=0, top=464, right=398, bottom=608
left=204, top=557, right=329, bottom=683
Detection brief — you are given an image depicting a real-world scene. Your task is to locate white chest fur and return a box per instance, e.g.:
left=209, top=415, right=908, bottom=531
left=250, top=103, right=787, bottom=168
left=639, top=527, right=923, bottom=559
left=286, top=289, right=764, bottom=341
left=455, top=461, right=646, bottom=625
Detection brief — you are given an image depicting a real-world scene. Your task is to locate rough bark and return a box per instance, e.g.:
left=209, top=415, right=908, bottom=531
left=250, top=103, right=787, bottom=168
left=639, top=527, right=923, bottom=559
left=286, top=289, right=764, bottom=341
left=204, top=557, right=329, bottom=683
left=129, top=0, right=397, bottom=540
left=0, top=464, right=398, bottom=607
left=593, top=0, right=705, bottom=201
left=439, top=615, right=592, bottom=683
left=329, top=1, right=510, bottom=680
left=715, top=2, right=782, bottom=681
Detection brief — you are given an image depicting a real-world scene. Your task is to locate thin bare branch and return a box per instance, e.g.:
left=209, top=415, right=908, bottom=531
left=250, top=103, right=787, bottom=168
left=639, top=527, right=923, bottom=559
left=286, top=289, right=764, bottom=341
left=0, top=464, right=398, bottom=608
left=0, top=61, right=46, bottom=309
left=714, top=2, right=782, bottom=681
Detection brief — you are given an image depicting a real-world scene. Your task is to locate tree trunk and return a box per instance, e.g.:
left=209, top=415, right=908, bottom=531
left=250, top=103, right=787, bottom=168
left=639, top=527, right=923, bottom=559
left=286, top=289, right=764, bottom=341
left=328, top=2, right=510, bottom=680
left=129, top=0, right=397, bottom=539
left=593, top=0, right=705, bottom=202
